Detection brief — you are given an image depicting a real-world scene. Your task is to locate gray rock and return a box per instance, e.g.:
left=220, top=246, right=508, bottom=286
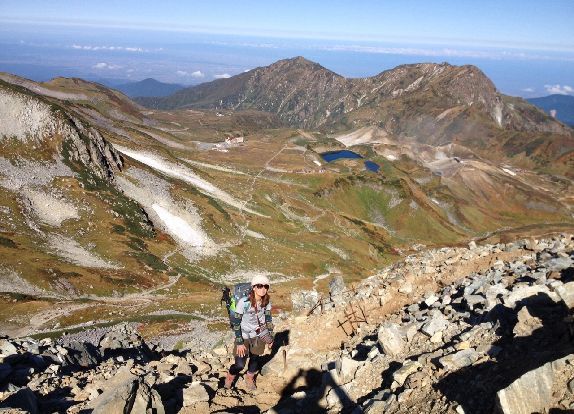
left=182, top=381, right=210, bottom=406
left=407, top=303, right=420, bottom=313
left=336, top=356, right=364, bottom=384
left=464, top=294, right=486, bottom=309
left=392, top=360, right=421, bottom=388
left=0, top=387, right=39, bottom=414
left=439, top=349, right=479, bottom=371
left=64, top=341, right=100, bottom=367
left=513, top=306, right=543, bottom=337
left=0, top=339, right=18, bottom=358
left=329, top=275, right=346, bottom=302
left=504, top=285, right=558, bottom=308
left=496, top=358, right=554, bottom=414
left=555, top=282, right=574, bottom=308
left=377, top=323, right=406, bottom=356
left=545, top=257, right=573, bottom=272
left=367, top=347, right=380, bottom=360
left=291, top=290, right=320, bottom=313
left=90, top=365, right=139, bottom=414
left=421, top=310, right=449, bottom=337
left=424, top=294, right=439, bottom=307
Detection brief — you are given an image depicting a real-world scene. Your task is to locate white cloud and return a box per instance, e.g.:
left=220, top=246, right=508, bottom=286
left=72, top=44, right=146, bottom=52
left=522, top=87, right=535, bottom=93
left=177, top=70, right=205, bottom=78
left=93, top=62, right=122, bottom=70
left=214, top=73, right=231, bottom=79
left=544, top=84, right=574, bottom=95
left=321, top=44, right=574, bottom=62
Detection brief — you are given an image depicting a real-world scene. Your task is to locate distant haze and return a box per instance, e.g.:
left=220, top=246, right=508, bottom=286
left=1, top=0, right=573, bottom=98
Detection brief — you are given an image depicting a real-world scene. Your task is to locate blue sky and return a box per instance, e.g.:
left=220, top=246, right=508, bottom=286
left=0, top=0, right=573, bottom=97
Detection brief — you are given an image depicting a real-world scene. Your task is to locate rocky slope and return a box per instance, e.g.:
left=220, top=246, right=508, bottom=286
left=1, top=234, right=572, bottom=413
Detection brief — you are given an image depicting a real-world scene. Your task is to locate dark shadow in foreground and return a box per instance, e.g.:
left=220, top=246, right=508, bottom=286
left=435, top=292, right=574, bottom=414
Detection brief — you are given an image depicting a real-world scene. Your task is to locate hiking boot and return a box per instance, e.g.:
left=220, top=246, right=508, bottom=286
left=244, top=371, right=257, bottom=390
left=224, top=372, right=236, bottom=389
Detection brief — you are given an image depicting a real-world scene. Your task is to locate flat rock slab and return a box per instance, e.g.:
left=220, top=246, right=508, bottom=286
left=496, top=359, right=554, bottom=414
left=439, top=349, right=479, bottom=371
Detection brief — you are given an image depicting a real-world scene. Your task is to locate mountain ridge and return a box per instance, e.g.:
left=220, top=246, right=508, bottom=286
left=136, top=57, right=573, bottom=175
left=528, top=94, right=574, bottom=127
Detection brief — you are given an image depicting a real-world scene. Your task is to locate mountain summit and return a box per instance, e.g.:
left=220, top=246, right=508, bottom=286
left=137, top=57, right=573, bottom=172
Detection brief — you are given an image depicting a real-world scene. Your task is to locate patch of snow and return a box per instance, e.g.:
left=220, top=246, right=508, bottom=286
left=152, top=203, right=206, bottom=247
left=48, top=234, right=121, bottom=269
left=244, top=229, right=266, bottom=239
left=493, top=103, right=503, bottom=127
left=115, top=145, right=265, bottom=217
left=115, top=169, right=219, bottom=258
left=385, top=154, right=397, bottom=161
left=313, top=160, right=322, bottom=166
left=502, top=167, right=516, bottom=176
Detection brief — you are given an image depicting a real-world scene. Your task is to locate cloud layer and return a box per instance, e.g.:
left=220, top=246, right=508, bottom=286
left=72, top=44, right=148, bottom=52
left=544, top=84, right=574, bottom=95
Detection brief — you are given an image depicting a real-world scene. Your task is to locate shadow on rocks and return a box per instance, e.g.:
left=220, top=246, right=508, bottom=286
left=212, top=406, right=261, bottom=413
left=156, top=374, right=193, bottom=414
left=436, top=292, right=574, bottom=414
left=272, top=368, right=358, bottom=413
left=259, top=329, right=290, bottom=369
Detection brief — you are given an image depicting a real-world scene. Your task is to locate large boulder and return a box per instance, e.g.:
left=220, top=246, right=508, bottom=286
left=496, top=359, right=555, bottom=414
left=64, top=341, right=100, bottom=368
left=377, top=323, right=405, bottom=357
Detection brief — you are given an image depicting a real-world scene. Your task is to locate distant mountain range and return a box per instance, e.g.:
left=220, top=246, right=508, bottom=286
left=112, top=78, right=184, bottom=98
left=137, top=57, right=573, bottom=173
left=527, top=94, right=574, bottom=127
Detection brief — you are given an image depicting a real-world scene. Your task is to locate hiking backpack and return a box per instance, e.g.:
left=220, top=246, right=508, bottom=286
left=222, top=283, right=252, bottom=327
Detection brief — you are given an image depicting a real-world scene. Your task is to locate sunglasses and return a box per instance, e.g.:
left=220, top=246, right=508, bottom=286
left=254, top=284, right=269, bottom=289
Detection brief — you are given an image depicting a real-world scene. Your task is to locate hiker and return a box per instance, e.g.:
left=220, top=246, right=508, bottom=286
left=224, top=275, right=274, bottom=390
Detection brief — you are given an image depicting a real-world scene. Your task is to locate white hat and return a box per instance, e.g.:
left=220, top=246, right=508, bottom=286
left=251, top=274, right=270, bottom=286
